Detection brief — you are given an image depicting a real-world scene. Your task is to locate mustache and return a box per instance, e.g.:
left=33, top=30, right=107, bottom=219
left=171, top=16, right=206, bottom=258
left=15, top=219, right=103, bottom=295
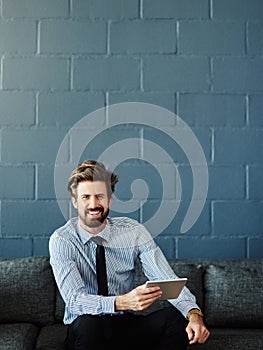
left=87, top=207, right=103, bottom=212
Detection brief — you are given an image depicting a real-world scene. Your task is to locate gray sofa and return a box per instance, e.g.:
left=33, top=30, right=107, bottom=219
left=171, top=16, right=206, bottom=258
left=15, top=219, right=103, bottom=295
left=0, top=256, right=262, bottom=350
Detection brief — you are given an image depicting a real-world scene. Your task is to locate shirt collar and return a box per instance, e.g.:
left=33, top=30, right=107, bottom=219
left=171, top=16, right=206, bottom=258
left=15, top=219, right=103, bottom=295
left=77, top=220, right=111, bottom=245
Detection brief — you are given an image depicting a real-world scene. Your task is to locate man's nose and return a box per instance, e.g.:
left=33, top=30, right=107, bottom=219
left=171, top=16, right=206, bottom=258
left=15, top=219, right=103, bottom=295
left=89, top=196, right=98, bottom=208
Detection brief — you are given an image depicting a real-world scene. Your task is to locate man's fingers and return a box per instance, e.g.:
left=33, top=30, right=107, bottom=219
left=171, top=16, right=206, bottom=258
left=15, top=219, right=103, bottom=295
left=188, top=326, right=210, bottom=344
left=199, top=328, right=210, bottom=343
left=189, top=329, right=200, bottom=344
left=186, top=327, right=194, bottom=342
left=131, top=285, right=163, bottom=310
left=140, top=285, right=162, bottom=299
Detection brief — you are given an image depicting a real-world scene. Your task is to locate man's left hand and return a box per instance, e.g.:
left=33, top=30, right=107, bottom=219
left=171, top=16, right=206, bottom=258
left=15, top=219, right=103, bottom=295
left=186, top=314, right=210, bottom=345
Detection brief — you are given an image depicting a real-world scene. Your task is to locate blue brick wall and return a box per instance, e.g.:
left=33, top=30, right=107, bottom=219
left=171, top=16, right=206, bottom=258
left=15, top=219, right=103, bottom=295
left=0, top=0, right=262, bottom=259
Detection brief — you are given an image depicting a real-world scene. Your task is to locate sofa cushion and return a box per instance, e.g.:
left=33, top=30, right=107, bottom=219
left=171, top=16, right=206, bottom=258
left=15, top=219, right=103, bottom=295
left=204, top=260, right=263, bottom=328
left=0, top=256, right=56, bottom=326
left=0, top=323, right=39, bottom=350
left=168, top=259, right=204, bottom=309
left=55, top=290, right=65, bottom=323
left=36, top=324, right=68, bottom=350
left=36, top=324, right=259, bottom=350
left=186, top=328, right=263, bottom=350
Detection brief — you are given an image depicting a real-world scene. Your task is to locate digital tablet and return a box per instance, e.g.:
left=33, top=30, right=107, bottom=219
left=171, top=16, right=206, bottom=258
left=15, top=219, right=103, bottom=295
left=145, top=278, right=187, bottom=300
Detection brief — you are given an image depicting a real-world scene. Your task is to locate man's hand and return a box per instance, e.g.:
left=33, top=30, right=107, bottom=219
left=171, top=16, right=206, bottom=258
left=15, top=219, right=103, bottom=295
left=186, top=314, right=210, bottom=345
left=115, top=284, right=162, bottom=311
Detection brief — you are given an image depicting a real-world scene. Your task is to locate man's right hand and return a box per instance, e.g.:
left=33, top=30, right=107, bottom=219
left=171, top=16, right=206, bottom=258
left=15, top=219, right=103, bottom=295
left=115, top=284, right=162, bottom=312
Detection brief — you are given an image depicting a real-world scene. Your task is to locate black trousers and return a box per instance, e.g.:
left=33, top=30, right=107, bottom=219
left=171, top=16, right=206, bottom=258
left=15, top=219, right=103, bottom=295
left=65, top=306, right=189, bottom=350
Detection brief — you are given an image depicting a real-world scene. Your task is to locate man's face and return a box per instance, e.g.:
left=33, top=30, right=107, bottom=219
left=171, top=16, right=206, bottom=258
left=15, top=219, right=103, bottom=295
left=72, top=181, right=112, bottom=232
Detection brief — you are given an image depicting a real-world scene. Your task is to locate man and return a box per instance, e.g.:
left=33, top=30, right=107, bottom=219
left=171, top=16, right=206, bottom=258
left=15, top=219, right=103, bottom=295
left=49, top=160, right=210, bottom=350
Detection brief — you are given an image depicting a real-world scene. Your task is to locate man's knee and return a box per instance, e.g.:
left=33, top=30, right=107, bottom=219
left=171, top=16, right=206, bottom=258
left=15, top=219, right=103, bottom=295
left=150, top=307, right=188, bottom=350
left=66, top=314, right=113, bottom=349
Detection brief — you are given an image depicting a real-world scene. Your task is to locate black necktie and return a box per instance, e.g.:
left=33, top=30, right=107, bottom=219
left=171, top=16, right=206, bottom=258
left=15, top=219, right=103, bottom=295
left=95, top=239, right=108, bottom=296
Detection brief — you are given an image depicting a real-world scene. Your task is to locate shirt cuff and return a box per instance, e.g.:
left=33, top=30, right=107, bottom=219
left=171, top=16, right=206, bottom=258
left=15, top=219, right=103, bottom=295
left=101, top=296, right=117, bottom=314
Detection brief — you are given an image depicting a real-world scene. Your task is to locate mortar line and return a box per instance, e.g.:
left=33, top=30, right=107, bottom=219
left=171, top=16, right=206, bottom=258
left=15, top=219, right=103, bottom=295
left=0, top=0, right=3, bottom=18
left=36, top=20, right=41, bottom=55
left=106, top=21, right=111, bottom=56
left=0, top=56, right=3, bottom=89
left=139, top=0, right=143, bottom=19
left=105, top=91, right=110, bottom=125
left=209, top=0, right=213, bottom=19
left=69, top=0, right=73, bottom=17
left=211, top=127, right=215, bottom=163
left=245, top=164, right=249, bottom=200
left=34, top=163, right=38, bottom=200
left=245, top=94, right=249, bottom=126
left=35, top=92, right=39, bottom=125
left=69, top=56, right=74, bottom=90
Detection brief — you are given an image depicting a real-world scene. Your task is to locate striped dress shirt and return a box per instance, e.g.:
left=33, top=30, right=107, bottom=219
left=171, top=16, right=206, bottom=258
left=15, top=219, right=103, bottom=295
left=49, top=216, right=200, bottom=325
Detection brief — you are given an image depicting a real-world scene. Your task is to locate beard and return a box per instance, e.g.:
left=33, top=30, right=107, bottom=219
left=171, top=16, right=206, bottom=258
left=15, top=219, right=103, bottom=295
left=79, top=207, right=110, bottom=228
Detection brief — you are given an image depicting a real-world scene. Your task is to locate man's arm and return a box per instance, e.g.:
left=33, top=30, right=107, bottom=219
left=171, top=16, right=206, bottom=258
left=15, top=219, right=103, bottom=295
left=49, top=233, right=116, bottom=315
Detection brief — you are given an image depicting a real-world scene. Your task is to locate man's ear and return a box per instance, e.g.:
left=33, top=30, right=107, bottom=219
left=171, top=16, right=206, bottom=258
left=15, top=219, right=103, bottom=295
left=71, top=197, right=78, bottom=209
left=109, top=196, right=113, bottom=207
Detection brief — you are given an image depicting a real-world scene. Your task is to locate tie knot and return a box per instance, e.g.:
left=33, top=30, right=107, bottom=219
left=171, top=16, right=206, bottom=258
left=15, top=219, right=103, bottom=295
left=91, top=236, right=104, bottom=246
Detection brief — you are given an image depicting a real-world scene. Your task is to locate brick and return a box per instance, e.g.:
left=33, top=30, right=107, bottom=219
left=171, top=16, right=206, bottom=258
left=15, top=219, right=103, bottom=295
left=73, top=57, right=140, bottom=90
left=1, top=201, right=66, bottom=236
left=248, top=238, right=263, bottom=258
left=179, top=21, right=245, bottom=55
left=208, top=166, right=245, bottom=199
left=0, top=92, right=35, bottom=125
left=179, top=165, right=245, bottom=200
left=0, top=19, right=36, bottom=53
left=115, top=162, right=177, bottom=200
left=72, top=0, right=138, bottom=19
left=110, top=208, right=140, bottom=222
left=71, top=127, right=141, bottom=164
left=248, top=166, right=263, bottom=199
left=38, top=92, right=105, bottom=126
left=107, top=100, right=177, bottom=127
left=248, top=22, right=263, bottom=55
left=213, top=201, right=263, bottom=235
left=179, top=93, right=245, bottom=126
left=213, top=58, right=263, bottom=92
left=142, top=200, right=210, bottom=236
left=143, top=56, right=209, bottom=91
left=214, top=129, right=263, bottom=163
left=143, top=126, right=211, bottom=164
left=142, top=199, right=175, bottom=237
left=37, top=164, right=55, bottom=199
left=38, top=164, right=74, bottom=200
left=33, top=237, right=50, bottom=256
left=154, top=237, right=175, bottom=259
left=110, top=20, right=176, bottom=54
left=3, top=57, right=69, bottom=90
left=40, top=20, right=107, bottom=54
left=2, top=128, right=67, bottom=162
left=249, top=95, right=263, bottom=127
left=109, top=92, right=176, bottom=114
left=144, top=0, right=209, bottom=19
left=213, top=0, right=263, bottom=20
left=0, top=238, right=32, bottom=258
left=3, top=0, right=68, bottom=18
left=0, top=166, right=35, bottom=199
left=178, top=238, right=246, bottom=259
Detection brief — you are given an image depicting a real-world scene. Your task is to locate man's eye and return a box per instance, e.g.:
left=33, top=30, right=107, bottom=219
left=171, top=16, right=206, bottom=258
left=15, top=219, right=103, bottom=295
left=97, top=195, right=104, bottom=199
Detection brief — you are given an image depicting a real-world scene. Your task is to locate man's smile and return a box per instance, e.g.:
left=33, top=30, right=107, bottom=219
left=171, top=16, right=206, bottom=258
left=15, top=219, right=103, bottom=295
left=87, top=208, right=103, bottom=218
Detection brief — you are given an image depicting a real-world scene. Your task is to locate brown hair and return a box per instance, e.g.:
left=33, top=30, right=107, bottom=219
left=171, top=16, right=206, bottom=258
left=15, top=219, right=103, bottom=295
left=67, top=160, right=118, bottom=199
